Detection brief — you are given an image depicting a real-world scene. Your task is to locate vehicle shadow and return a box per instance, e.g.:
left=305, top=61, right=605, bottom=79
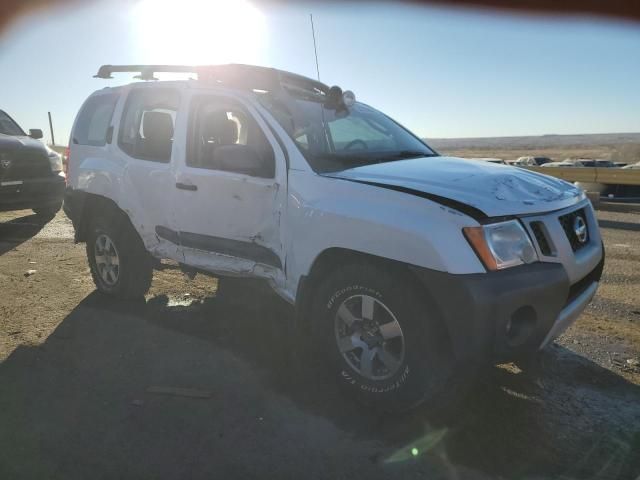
left=0, top=212, right=49, bottom=255
left=0, top=289, right=638, bottom=479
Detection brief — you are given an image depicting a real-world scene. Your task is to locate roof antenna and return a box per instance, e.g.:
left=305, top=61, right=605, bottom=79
left=310, top=13, right=320, bottom=81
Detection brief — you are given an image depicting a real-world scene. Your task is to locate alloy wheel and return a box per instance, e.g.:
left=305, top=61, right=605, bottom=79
left=334, top=294, right=405, bottom=380
left=94, top=233, right=120, bottom=287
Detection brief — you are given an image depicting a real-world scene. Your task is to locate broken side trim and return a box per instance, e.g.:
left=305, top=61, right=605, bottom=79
left=155, top=226, right=282, bottom=269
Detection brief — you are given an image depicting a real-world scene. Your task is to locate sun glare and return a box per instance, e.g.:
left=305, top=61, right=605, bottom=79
left=132, top=0, right=266, bottom=66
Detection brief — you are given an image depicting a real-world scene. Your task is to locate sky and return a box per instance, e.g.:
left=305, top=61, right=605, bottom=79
left=1, top=0, right=640, bottom=145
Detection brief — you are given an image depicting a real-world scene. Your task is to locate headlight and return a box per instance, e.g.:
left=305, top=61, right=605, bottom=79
left=463, top=220, right=538, bottom=271
left=47, top=151, right=63, bottom=172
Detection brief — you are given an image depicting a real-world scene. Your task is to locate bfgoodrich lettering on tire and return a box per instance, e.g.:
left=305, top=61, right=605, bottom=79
left=313, top=261, right=454, bottom=412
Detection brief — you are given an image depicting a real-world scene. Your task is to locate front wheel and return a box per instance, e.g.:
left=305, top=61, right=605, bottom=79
left=312, top=262, right=455, bottom=412
left=86, top=212, right=153, bottom=299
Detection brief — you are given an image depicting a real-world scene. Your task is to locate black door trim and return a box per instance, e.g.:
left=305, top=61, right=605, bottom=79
left=155, top=226, right=282, bottom=269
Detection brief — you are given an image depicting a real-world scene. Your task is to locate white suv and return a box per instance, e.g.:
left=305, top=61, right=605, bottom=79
left=64, top=64, right=604, bottom=411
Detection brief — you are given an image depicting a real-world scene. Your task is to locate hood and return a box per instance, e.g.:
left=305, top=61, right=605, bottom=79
left=0, top=133, right=48, bottom=154
left=324, top=156, right=583, bottom=218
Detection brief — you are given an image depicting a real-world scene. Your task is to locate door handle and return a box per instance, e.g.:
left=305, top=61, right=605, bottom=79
left=176, top=182, right=197, bottom=191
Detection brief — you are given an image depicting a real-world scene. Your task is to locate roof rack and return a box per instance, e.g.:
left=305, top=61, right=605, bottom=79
left=93, top=64, right=329, bottom=95
left=94, top=65, right=197, bottom=81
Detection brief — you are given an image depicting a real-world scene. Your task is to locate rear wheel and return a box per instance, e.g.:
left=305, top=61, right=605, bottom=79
left=86, top=212, right=153, bottom=299
left=312, top=261, right=455, bottom=412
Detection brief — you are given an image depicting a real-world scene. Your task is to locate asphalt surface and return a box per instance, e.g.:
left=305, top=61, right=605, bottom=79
left=0, top=209, right=639, bottom=480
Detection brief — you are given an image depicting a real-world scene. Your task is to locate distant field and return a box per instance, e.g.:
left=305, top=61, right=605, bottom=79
left=426, top=132, right=640, bottom=163
left=433, top=146, right=615, bottom=162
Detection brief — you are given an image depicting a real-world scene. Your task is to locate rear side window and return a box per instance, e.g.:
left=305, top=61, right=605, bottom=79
left=74, top=94, right=118, bottom=146
left=118, top=88, right=179, bottom=163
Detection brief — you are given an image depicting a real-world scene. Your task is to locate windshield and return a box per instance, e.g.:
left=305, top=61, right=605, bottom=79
left=0, top=110, right=26, bottom=136
left=258, top=94, right=436, bottom=173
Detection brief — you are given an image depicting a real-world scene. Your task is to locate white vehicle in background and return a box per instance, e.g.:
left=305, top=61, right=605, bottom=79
left=541, top=160, right=575, bottom=167
left=64, top=64, right=604, bottom=412
left=622, top=161, right=640, bottom=169
left=542, top=159, right=607, bottom=168
left=468, top=157, right=506, bottom=165
left=514, top=156, right=552, bottom=167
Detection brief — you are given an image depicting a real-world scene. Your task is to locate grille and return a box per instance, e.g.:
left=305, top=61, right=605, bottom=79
left=0, top=150, right=51, bottom=181
left=558, top=208, right=589, bottom=252
left=530, top=221, right=552, bottom=255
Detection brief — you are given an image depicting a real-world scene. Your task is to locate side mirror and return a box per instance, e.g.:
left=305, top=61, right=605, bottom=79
left=29, top=129, right=43, bottom=139
left=212, top=144, right=269, bottom=177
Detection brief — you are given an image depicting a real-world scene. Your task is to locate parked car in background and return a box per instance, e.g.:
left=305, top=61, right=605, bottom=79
left=514, top=156, right=552, bottom=166
left=541, top=160, right=576, bottom=167
left=0, top=109, right=65, bottom=217
left=469, top=157, right=506, bottom=165
left=573, top=159, right=596, bottom=167
left=594, top=159, right=615, bottom=168
left=542, top=159, right=614, bottom=168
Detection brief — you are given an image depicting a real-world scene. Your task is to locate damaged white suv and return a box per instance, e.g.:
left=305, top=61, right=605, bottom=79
left=65, top=64, right=604, bottom=411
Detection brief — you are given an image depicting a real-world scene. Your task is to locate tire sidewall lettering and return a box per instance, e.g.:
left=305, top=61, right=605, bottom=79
left=330, top=284, right=408, bottom=394
left=340, top=364, right=410, bottom=394
left=326, top=285, right=382, bottom=310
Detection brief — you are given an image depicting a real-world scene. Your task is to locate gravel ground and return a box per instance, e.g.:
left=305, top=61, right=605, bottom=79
left=0, top=208, right=638, bottom=480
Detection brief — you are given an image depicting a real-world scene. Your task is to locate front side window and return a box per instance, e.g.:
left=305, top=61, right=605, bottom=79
left=0, top=110, right=26, bottom=136
left=258, top=93, right=436, bottom=173
left=74, top=94, right=118, bottom=146
left=187, top=96, right=274, bottom=178
left=118, top=88, right=179, bottom=163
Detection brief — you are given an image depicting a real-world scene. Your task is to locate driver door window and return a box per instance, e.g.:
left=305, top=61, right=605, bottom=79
left=188, top=98, right=274, bottom=178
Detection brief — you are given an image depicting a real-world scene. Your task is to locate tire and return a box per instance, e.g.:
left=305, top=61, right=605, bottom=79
left=86, top=210, right=153, bottom=299
left=33, top=201, right=62, bottom=219
left=311, top=261, right=456, bottom=412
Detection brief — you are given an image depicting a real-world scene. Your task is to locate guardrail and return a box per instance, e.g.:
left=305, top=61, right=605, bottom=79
left=524, top=167, right=640, bottom=186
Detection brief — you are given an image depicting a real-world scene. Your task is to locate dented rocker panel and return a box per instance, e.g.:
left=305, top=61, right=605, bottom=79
left=155, top=225, right=282, bottom=269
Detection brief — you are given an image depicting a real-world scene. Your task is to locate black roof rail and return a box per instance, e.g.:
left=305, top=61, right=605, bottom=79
left=93, top=64, right=329, bottom=95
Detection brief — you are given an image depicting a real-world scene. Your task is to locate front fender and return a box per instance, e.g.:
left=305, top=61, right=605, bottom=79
left=284, top=171, right=486, bottom=297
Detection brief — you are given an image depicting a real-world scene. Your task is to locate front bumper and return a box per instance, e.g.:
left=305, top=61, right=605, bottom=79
left=0, top=173, right=65, bottom=212
left=411, top=254, right=604, bottom=364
